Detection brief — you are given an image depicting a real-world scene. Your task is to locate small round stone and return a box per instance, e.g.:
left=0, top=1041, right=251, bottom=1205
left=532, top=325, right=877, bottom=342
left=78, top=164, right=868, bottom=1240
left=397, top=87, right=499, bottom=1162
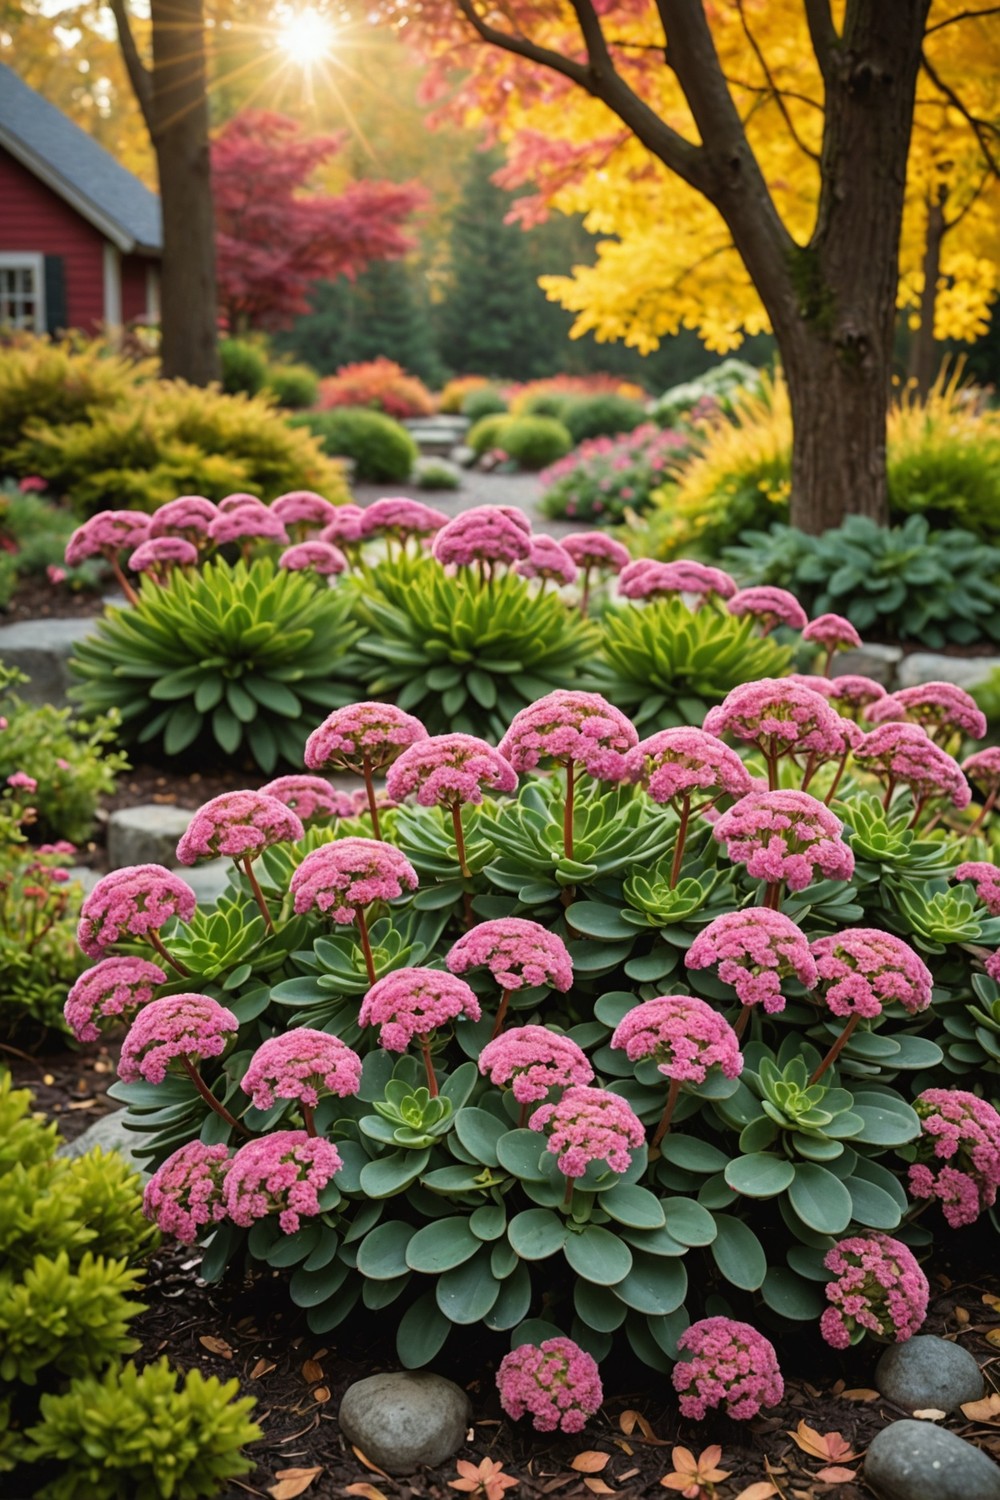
left=338, top=1371, right=471, bottom=1473
left=876, top=1335, right=984, bottom=1414
left=865, top=1418, right=1000, bottom=1500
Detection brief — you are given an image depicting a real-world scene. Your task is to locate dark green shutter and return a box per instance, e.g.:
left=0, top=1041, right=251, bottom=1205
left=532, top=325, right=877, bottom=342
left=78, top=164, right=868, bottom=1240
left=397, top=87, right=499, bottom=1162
left=44, top=255, right=67, bottom=334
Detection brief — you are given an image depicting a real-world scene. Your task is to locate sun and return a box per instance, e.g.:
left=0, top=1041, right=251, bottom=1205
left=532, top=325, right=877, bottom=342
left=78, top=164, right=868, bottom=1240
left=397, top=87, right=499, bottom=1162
left=277, top=7, right=336, bottom=66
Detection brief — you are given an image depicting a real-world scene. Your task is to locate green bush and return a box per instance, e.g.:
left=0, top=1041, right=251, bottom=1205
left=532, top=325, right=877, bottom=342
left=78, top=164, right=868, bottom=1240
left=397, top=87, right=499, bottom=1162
left=291, top=407, right=417, bottom=483
left=266, top=362, right=319, bottom=410
left=412, top=458, right=462, bottom=491
left=24, top=1359, right=261, bottom=1500
left=499, top=415, right=573, bottom=469
left=0, top=337, right=153, bottom=457
left=0, top=487, right=105, bottom=606
left=69, top=557, right=363, bottom=772
left=0, top=1073, right=60, bottom=1174
left=650, top=358, right=763, bottom=427
left=0, top=1251, right=144, bottom=1385
left=219, top=338, right=269, bottom=397
left=466, top=412, right=512, bottom=457
left=515, top=390, right=571, bottom=421
left=461, top=385, right=509, bottom=421
left=562, top=393, right=648, bottom=444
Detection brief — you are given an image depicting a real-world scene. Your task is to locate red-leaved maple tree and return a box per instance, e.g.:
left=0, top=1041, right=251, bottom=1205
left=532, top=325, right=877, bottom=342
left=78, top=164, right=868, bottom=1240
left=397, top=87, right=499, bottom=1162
left=212, top=111, right=426, bottom=332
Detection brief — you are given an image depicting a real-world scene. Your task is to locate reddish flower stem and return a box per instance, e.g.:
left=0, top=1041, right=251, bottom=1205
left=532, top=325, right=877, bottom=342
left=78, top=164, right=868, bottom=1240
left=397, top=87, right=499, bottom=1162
left=809, top=1012, right=860, bottom=1086
left=105, top=550, right=140, bottom=607
left=361, top=753, right=382, bottom=840
left=669, top=796, right=691, bottom=889
left=650, top=1075, right=682, bottom=1153
left=562, top=1175, right=574, bottom=1209
left=355, top=907, right=377, bottom=987
left=733, top=1004, right=752, bottom=1040
left=563, top=761, right=576, bottom=863
left=969, top=788, right=998, bottom=835
left=491, top=989, right=511, bottom=1041
left=181, top=1055, right=249, bottom=1136
left=242, top=856, right=274, bottom=932
left=451, top=803, right=471, bottom=879
left=149, top=929, right=189, bottom=978
left=301, top=1103, right=317, bottom=1138
left=580, top=567, right=592, bottom=617
left=824, top=751, right=851, bottom=806
left=419, top=1035, right=439, bottom=1097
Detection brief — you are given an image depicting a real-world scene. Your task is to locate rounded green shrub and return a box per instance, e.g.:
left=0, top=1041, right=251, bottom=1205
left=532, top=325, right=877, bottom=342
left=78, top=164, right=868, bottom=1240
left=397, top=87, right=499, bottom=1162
left=496, top=415, right=573, bottom=469
left=267, top=362, right=319, bottom=410
left=466, top=412, right=512, bottom=457
left=515, top=391, right=572, bottom=421
left=219, top=339, right=269, bottom=397
left=291, top=408, right=417, bottom=483
left=461, top=385, right=509, bottom=421
left=562, top=393, right=648, bottom=444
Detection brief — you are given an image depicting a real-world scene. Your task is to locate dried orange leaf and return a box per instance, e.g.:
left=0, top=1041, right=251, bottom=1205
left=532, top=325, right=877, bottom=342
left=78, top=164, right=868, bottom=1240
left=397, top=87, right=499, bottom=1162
left=301, top=1358, right=324, bottom=1382
left=986, top=1329, right=1000, bottom=1349
left=250, top=1358, right=276, bottom=1380
left=571, top=1453, right=610, bottom=1474
left=913, top=1408, right=947, bottom=1421
left=840, top=1388, right=880, bottom=1402
left=817, top=1468, right=857, bottom=1483
left=268, top=1467, right=323, bottom=1499
left=343, top=1486, right=389, bottom=1500
left=312, top=1385, right=331, bottom=1404
left=961, top=1395, right=1000, bottom=1422
left=955, top=1307, right=970, bottom=1326
left=733, top=1485, right=778, bottom=1500
left=352, top=1446, right=391, bottom=1478
left=198, top=1336, right=233, bottom=1359
left=788, top=1421, right=856, bottom=1462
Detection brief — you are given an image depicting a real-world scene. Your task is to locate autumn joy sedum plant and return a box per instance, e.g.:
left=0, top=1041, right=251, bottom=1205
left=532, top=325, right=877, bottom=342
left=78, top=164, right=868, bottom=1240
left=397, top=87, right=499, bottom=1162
left=79, top=647, right=1000, bottom=1399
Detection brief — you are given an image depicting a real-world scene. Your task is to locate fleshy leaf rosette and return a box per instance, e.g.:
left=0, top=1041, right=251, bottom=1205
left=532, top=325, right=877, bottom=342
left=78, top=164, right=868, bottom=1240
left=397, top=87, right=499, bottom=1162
left=712, top=789, right=855, bottom=893
left=278, top=541, right=347, bottom=575
left=241, top=1028, right=363, bottom=1112
left=142, top=1141, right=231, bottom=1244
left=259, top=774, right=355, bottom=824
left=77, top=864, right=197, bottom=960
left=290, top=838, right=418, bottom=924
left=684, top=909, right=818, bottom=1018
left=853, top=723, right=971, bottom=812
left=118, top=993, right=238, bottom=1085
left=224, top=1131, right=342, bottom=1235
left=952, top=861, right=1000, bottom=916
left=672, top=1317, right=784, bottom=1420
left=529, top=1084, right=645, bottom=1180
left=618, top=558, right=736, bottom=602
left=908, top=1088, right=1000, bottom=1227
left=810, top=928, right=933, bottom=1019
left=626, top=727, right=752, bottom=806
left=820, top=1233, right=929, bottom=1349
left=432, top=506, right=532, bottom=569
left=865, top=681, right=987, bottom=744
left=385, top=733, right=517, bottom=807
left=499, top=690, right=637, bottom=780
left=175, top=790, right=304, bottom=865
left=64, top=956, right=167, bottom=1043
left=496, top=1338, right=603, bottom=1434
left=517, top=535, right=578, bottom=587
left=360, top=496, right=449, bottom=542
left=727, top=585, right=807, bottom=632
left=478, top=1025, right=594, bottom=1103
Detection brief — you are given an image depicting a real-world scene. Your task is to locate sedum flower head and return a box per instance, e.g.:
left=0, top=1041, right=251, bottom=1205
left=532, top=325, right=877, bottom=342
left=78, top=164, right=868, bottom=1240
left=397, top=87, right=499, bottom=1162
left=290, top=837, right=418, bottom=923
left=866, top=681, right=987, bottom=741
left=319, top=505, right=368, bottom=546
left=78, top=864, right=197, bottom=957
left=712, top=789, right=855, bottom=891
left=496, top=1338, right=603, bottom=1434
left=727, top=585, right=807, bottom=631
left=828, top=674, right=887, bottom=711
left=517, top=535, right=578, bottom=586
left=499, top=690, right=637, bottom=779
left=241, top=1027, right=362, bottom=1109
left=175, top=790, right=304, bottom=866
left=672, top=1317, right=784, bottom=1420
left=685, top=909, right=817, bottom=1014
left=119, top=993, right=238, bottom=1084
left=259, top=774, right=354, bottom=823
left=432, top=507, right=532, bottom=568
left=529, top=1084, right=645, bottom=1178
left=218, top=492, right=265, bottom=512
left=478, top=1025, right=594, bottom=1102
left=611, top=995, right=743, bottom=1083
left=447, top=917, right=573, bottom=991
left=65, top=510, right=150, bottom=565
left=270, top=490, right=339, bottom=528
left=626, top=726, right=752, bottom=805
left=361, top=496, right=449, bottom=539
left=208, top=506, right=289, bottom=546
left=143, top=1140, right=231, bottom=1244
left=618, top=558, right=736, bottom=601
left=953, top=860, right=1000, bottom=916
left=304, top=701, right=428, bottom=774
left=908, top=1088, right=1000, bottom=1227
left=224, top=1130, right=342, bottom=1234
left=802, top=613, right=862, bottom=651
left=128, top=536, right=198, bottom=573
left=962, top=746, right=1000, bottom=798
left=703, top=678, right=846, bottom=760
left=562, top=531, right=630, bottom=572
left=386, top=733, right=518, bottom=807
left=64, top=956, right=167, bottom=1042
left=854, top=723, right=971, bottom=809
left=359, top=966, right=481, bottom=1050
left=278, top=541, right=347, bottom=575
left=811, top=928, right=933, bottom=1019
left=820, top=1233, right=929, bottom=1349
left=149, top=495, right=218, bottom=539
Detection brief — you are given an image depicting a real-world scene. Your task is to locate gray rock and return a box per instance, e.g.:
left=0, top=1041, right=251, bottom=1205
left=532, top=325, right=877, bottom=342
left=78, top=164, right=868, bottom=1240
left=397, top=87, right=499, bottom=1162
left=179, top=859, right=232, bottom=904
left=876, top=1335, right=984, bottom=1414
left=451, top=445, right=476, bottom=468
left=0, top=617, right=97, bottom=705
left=835, top=642, right=904, bottom=688
left=108, top=804, right=194, bottom=870
left=57, top=1108, right=150, bottom=1177
left=897, top=652, right=1000, bottom=692
left=338, top=1371, right=471, bottom=1474
left=866, top=1418, right=1000, bottom=1500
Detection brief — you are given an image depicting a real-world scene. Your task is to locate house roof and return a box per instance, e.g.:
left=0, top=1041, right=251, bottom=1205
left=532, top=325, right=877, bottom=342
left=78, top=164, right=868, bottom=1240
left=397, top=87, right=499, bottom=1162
left=0, top=61, right=162, bottom=255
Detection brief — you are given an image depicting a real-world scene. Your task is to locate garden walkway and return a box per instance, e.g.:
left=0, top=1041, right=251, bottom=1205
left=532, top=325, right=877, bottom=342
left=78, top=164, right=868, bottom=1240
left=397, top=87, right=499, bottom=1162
left=353, top=469, right=580, bottom=540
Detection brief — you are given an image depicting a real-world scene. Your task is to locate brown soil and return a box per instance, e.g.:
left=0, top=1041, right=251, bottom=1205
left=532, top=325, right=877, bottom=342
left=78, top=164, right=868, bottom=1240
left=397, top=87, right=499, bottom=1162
left=1, top=572, right=112, bottom=621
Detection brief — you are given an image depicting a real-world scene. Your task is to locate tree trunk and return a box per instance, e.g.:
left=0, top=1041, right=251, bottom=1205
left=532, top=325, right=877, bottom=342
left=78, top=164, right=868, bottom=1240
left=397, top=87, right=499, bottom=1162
left=150, top=0, right=219, bottom=385
left=907, top=191, right=946, bottom=394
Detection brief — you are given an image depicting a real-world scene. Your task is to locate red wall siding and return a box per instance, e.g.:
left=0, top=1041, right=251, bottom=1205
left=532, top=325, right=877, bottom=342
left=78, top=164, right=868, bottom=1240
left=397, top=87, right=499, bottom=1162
left=121, top=254, right=149, bottom=323
left=0, top=146, right=106, bottom=328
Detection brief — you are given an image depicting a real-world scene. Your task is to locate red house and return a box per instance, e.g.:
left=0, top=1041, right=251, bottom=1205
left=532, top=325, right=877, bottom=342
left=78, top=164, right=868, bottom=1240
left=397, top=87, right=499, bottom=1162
left=0, top=62, right=162, bottom=336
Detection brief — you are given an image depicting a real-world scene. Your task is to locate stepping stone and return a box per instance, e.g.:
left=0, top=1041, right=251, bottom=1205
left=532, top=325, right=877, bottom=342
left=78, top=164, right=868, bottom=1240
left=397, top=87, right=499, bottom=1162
left=108, top=805, right=193, bottom=870
left=866, top=1417, right=1000, bottom=1500
left=338, top=1370, right=471, bottom=1473
left=0, top=617, right=97, bottom=705
left=897, top=652, right=1000, bottom=692
left=876, top=1334, right=984, bottom=1414
left=835, top=642, right=903, bottom=688
left=57, top=1108, right=150, bottom=1177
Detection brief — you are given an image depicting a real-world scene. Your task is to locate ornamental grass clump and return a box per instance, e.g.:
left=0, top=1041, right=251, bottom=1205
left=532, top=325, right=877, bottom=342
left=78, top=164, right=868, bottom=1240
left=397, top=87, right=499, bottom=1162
left=496, top=1338, right=603, bottom=1434
left=671, top=1317, right=784, bottom=1420
left=820, top=1234, right=929, bottom=1348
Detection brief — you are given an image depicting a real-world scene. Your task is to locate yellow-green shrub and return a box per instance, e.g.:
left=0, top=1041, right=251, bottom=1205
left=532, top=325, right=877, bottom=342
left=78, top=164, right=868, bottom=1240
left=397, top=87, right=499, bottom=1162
left=0, top=336, right=153, bottom=456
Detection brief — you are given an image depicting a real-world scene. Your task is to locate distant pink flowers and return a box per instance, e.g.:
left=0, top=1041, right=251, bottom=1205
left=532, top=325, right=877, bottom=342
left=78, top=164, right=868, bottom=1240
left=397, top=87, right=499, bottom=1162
left=963, top=746, right=1000, bottom=797
left=478, top=1025, right=594, bottom=1102
left=727, top=585, right=807, bottom=632
left=319, top=505, right=367, bottom=547
left=820, top=1234, right=929, bottom=1349
left=150, top=495, right=218, bottom=540
left=854, top=724, right=971, bottom=809
left=496, top=1338, right=603, bottom=1434
left=386, top=734, right=517, bottom=807
left=208, top=507, right=288, bottom=547
left=704, top=678, right=846, bottom=761
left=909, top=1088, right=1000, bottom=1227
left=712, top=789, right=855, bottom=891
left=224, top=1131, right=342, bottom=1234
left=143, top=1141, right=231, bottom=1244
left=7, top=771, right=37, bottom=792
left=619, top=558, right=736, bottom=602
left=129, top=536, right=198, bottom=574
left=562, top=532, right=630, bottom=572
left=118, top=993, right=238, bottom=1085
left=65, top=510, right=150, bottom=566
left=499, top=690, right=637, bottom=780
left=259, top=775, right=354, bottom=823
left=866, top=681, right=986, bottom=743
left=518, top=535, right=577, bottom=586
left=447, top=918, right=572, bottom=991
left=304, top=702, right=427, bottom=774
left=953, top=861, right=1000, bottom=915
left=433, top=506, right=531, bottom=569
left=529, top=1084, right=644, bottom=1177
left=611, top=996, right=743, bottom=1083
left=361, top=497, right=448, bottom=540
left=241, top=1028, right=362, bottom=1109
left=359, top=967, right=481, bottom=1051
left=175, top=790, right=304, bottom=865
left=279, top=541, right=346, bottom=575
left=626, top=727, right=752, bottom=805
left=290, top=838, right=418, bottom=923
left=672, top=1318, right=784, bottom=1420
left=64, top=955, right=167, bottom=1043
left=78, top=864, right=197, bottom=957
left=811, top=929, right=933, bottom=1019
left=271, top=491, right=338, bottom=530
left=685, top=910, right=817, bottom=1014
left=802, top=613, right=862, bottom=654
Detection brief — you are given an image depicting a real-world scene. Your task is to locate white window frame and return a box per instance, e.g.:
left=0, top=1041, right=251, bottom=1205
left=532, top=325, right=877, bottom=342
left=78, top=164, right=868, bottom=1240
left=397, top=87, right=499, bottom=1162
left=0, top=252, right=46, bottom=333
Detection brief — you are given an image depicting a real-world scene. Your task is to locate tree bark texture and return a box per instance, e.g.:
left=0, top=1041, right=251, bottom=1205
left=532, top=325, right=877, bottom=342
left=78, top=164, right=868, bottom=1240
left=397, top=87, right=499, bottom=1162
left=907, top=191, right=947, bottom=394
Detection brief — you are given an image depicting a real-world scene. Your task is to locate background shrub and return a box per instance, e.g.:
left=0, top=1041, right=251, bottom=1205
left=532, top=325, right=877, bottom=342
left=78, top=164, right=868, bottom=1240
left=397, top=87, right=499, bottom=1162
left=540, top=424, right=690, bottom=523
left=466, top=412, right=513, bottom=457
left=316, top=358, right=435, bottom=420
left=0, top=337, right=153, bottom=458
left=497, top=414, right=573, bottom=469
left=562, top=393, right=649, bottom=444
left=265, top=362, right=319, bottom=410
left=290, top=408, right=417, bottom=483
left=219, top=338, right=269, bottom=397
left=437, top=375, right=489, bottom=413
left=0, top=486, right=105, bottom=608
left=461, top=384, right=509, bottom=421
left=887, top=364, right=1000, bottom=540
left=649, top=357, right=763, bottom=427
left=412, top=457, right=461, bottom=490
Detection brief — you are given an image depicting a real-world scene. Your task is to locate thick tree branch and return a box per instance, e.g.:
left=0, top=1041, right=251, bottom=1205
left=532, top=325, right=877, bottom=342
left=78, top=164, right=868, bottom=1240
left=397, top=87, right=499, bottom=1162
left=803, top=0, right=838, bottom=86
left=735, top=0, right=820, bottom=161
left=109, top=0, right=154, bottom=136
left=921, top=51, right=1000, bottom=176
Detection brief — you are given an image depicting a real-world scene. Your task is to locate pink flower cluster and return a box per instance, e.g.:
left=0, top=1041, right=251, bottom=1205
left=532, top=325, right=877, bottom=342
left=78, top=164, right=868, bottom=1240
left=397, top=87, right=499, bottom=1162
left=626, top=726, right=752, bottom=805
left=259, top=775, right=354, bottom=823
left=611, top=996, right=743, bottom=1083
left=64, top=955, right=167, bottom=1043
left=320, top=505, right=367, bottom=546
left=828, top=675, right=887, bottom=712
left=820, top=1234, right=929, bottom=1349
left=496, top=1338, right=603, bottom=1434
left=118, top=993, right=238, bottom=1084
left=142, top=1140, right=231, bottom=1244
left=175, top=790, right=304, bottom=865
left=685, top=909, right=817, bottom=1014
left=129, top=536, right=198, bottom=573
left=241, top=1028, right=362, bottom=1109
left=727, top=586, right=807, bottom=632
left=361, top=497, right=448, bottom=539
left=704, top=679, right=847, bottom=760
left=618, top=558, right=736, bottom=602
left=529, top=1084, right=645, bottom=1178
left=909, top=1088, right=1000, bottom=1227
left=78, top=864, right=197, bottom=957
left=7, top=771, right=38, bottom=792
left=853, top=723, right=971, bottom=809
left=65, top=510, right=150, bottom=565
left=386, top=733, right=518, bottom=807
left=224, top=1131, right=342, bottom=1234
left=713, top=790, right=855, bottom=891
left=478, top=1025, right=594, bottom=1102
left=271, top=491, right=338, bottom=529
left=304, top=702, right=427, bottom=773
left=209, top=507, right=288, bottom=547
left=290, top=838, right=418, bottom=923
left=359, top=967, right=481, bottom=1050
left=517, top=535, right=578, bottom=586
left=432, top=507, right=532, bottom=568
left=672, top=1317, right=784, bottom=1420
left=953, top=861, right=1000, bottom=915
left=802, top=613, right=862, bottom=653
left=447, top=918, right=573, bottom=991
left=811, top=929, right=933, bottom=1019
left=499, top=691, right=637, bottom=779
left=562, top=532, right=630, bottom=572
left=279, top=541, right=346, bottom=575
left=963, top=746, right=1000, bottom=797
left=866, top=682, right=987, bottom=742
left=149, top=495, right=218, bottom=540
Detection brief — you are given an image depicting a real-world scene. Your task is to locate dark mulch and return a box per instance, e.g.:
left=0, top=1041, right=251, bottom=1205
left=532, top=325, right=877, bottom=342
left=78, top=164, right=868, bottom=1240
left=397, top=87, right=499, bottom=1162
left=1, top=573, right=111, bottom=621
left=4, top=1038, right=118, bottom=1142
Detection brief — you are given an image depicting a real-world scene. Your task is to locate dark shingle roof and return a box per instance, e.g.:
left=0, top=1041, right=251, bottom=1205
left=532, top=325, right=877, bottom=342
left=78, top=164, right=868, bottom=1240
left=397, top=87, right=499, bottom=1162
left=0, top=61, right=161, bottom=253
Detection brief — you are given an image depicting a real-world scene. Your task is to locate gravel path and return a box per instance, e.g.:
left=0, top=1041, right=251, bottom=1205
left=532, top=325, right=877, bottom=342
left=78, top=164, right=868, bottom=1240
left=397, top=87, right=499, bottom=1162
left=352, top=469, right=581, bottom=540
